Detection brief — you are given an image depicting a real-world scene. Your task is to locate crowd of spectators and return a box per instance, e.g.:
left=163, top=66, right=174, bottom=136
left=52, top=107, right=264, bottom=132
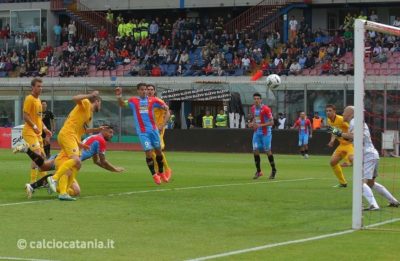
left=1, top=9, right=400, bottom=78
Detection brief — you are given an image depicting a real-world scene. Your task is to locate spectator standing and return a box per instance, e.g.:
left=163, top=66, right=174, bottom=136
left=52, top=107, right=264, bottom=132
left=369, top=10, right=379, bottom=22
left=312, top=112, right=323, bottom=130
left=393, top=16, right=400, bottom=27
left=202, top=111, right=214, bottom=128
left=167, top=110, right=175, bottom=129
left=215, top=110, right=228, bottom=128
left=289, top=16, right=298, bottom=43
left=186, top=113, right=195, bottom=129
left=53, top=23, right=62, bottom=47
left=277, top=113, right=286, bottom=130
left=68, top=21, right=77, bottom=42
left=106, top=9, right=114, bottom=23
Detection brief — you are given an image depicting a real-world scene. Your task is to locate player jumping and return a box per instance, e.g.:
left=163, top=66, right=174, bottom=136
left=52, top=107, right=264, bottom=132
left=249, top=93, right=277, bottom=180
left=146, top=84, right=172, bottom=178
left=115, top=83, right=170, bottom=185
left=329, top=106, right=399, bottom=210
left=292, top=112, right=312, bottom=159
left=326, top=104, right=353, bottom=188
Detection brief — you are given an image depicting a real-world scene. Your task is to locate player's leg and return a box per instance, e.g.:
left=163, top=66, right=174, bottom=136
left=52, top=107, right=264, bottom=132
left=37, top=137, right=48, bottom=179
left=21, top=134, right=42, bottom=182
left=264, top=134, right=277, bottom=179
left=330, top=146, right=347, bottom=187
left=363, top=159, right=380, bottom=210
left=370, top=161, right=400, bottom=206
left=24, top=173, right=53, bottom=199
left=298, top=135, right=305, bottom=157
left=151, top=130, right=168, bottom=181
left=140, top=133, right=161, bottom=184
left=253, top=133, right=263, bottom=179
left=43, top=134, right=51, bottom=159
left=68, top=179, right=81, bottom=197
left=48, top=136, right=81, bottom=199
left=303, top=135, right=309, bottom=159
left=160, top=128, right=172, bottom=177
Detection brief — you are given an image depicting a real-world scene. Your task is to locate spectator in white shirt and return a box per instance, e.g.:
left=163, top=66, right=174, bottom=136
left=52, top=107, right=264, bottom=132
left=274, top=54, right=283, bottom=67
left=393, top=16, right=400, bottom=27
left=369, top=10, right=379, bottom=22
left=241, top=55, right=250, bottom=71
left=289, top=60, right=302, bottom=76
left=68, top=21, right=76, bottom=42
left=289, top=16, right=298, bottom=42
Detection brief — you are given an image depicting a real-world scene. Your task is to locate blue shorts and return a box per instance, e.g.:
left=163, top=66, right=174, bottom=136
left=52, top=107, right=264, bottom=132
left=298, top=134, right=309, bottom=146
left=252, top=133, right=272, bottom=152
left=139, top=130, right=161, bottom=151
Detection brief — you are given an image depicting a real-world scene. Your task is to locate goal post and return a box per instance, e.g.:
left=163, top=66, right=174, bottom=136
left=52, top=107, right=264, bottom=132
left=353, top=19, right=400, bottom=230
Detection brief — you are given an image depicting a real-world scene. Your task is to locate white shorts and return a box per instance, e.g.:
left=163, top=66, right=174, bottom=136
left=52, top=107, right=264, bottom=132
left=364, top=159, right=379, bottom=180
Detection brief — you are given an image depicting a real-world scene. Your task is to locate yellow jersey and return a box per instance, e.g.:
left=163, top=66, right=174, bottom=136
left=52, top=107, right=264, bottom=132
left=327, top=114, right=351, bottom=145
left=154, top=108, right=166, bottom=127
left=22, top=94, right=43, bottom=136
left=59, top=99, right=92, bottom=139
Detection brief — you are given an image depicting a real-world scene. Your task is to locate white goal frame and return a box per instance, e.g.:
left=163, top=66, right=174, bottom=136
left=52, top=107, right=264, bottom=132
left=353, top=19, right=400, bottom=229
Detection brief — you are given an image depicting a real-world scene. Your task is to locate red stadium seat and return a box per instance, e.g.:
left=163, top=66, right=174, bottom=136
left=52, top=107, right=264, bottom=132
left=373, top=63, right=381, bottom=69
left=103, top=70, right=110, bottom=77
left=110, top=70, right=117, bottom=76
left=365, top=63, right=373, bottom=69
left=116, top=69, right=124, bottom=76
left=96, top=71, right=104, bottom=77
left=89, top=71, right=96, bottom=77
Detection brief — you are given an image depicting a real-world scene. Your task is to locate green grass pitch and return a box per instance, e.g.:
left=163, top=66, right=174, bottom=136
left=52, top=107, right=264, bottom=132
left=0, top=149, right=399, bottom=260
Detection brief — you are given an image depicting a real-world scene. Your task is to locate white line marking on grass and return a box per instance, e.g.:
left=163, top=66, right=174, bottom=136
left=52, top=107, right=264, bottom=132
left=186, top=218, right=400, bottom=261
left=0, top=257, right=59, bottom=261
left=0, top=178, right=316, bottom=207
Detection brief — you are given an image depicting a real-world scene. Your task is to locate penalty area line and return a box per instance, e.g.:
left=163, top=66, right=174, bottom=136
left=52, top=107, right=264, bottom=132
left=0, top=257, right=59, bottom=261
left=0, top=178, right=317, bottom=207
left=186, top=218, right=400, bottom=261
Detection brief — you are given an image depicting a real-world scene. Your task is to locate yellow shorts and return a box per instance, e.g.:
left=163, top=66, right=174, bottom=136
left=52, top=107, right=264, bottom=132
left=333, top=143, right=354, bottom=159
left=23, top=134, right=44, bottom=153
left=160, top=128, right=165, bottom=150
left=57, top=133, right=80, bottom=158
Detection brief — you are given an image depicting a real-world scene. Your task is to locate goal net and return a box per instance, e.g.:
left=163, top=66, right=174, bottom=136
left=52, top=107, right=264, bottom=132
left=353, top=19, right=400, bottom=230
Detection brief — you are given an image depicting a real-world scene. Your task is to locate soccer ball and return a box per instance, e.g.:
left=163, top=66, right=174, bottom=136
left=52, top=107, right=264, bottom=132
left=266, top=74, right=281, bottom=89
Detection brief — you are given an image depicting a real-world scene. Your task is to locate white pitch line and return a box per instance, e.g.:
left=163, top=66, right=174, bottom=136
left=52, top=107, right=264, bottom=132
left=186, top=218, right=400, bottom=261
left=0, top=257, right=59, bottom=261
left=0, top=178, right=316, bottom=207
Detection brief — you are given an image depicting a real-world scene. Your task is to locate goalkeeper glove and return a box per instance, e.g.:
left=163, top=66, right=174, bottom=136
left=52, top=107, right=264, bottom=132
left=327, top=126, right=342, bottom=137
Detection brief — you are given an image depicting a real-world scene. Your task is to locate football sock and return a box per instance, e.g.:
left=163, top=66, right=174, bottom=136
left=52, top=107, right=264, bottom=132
left=268, top=155, right=276, bottom=171
left=30, top=168, right=38, bottom=183
left=363, top=183, right=379, bottom=208
left=305, top=149, right=309, bottom=154
left=254, top=154, right=261, bottom=172
left=30, top=174, right=53, bottom=189
left=44, top=144, right=51, bottom=159
left=156, top=155, right=164, bottom=173
left=26, top=148, right=44, bottom=167
left=151, top=152, right=158, bottom=173
left=66, top=167, right=78, bottom=195
left=52, top=159, right=76, bottom=181
left=332, top=164, right=347, bottom=185
left=373, top=182, right=399, bottom=204
left=162, top=152, right=170, bottom=171
left=300, top=150, right=305, bottom=156
left=146, top=157, right=156, bottom=175
left=58, top=175, right=69, bottom=194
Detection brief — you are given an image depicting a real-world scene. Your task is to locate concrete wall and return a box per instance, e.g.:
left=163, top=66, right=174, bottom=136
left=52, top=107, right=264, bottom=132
left=311, top=8, right=327, bottom=31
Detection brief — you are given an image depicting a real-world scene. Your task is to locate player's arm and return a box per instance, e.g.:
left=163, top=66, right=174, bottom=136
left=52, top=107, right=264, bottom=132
left=23, top=112, right=40, bottom=134
left=308, top=121, right=313, bottom=138
left=85, top=125, right=107, bottom=134
left=291, top=120, right=299, bottom=130
left=115, top=87, right=128, bottom=107
left=92, top=154, right=125, bottom=172
left=50, top=113, right=56, bottom=132
left=73, top=90, right=99, bottom=105
left=328, top=126, right=353, bottom=141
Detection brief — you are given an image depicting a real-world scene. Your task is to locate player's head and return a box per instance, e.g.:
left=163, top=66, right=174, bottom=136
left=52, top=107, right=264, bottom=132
left=137, top=83, right=147, bottom=98
left=31, top=78, right=43, bottom=97
left=100, top=125, right=114, bottom=141
left=314, top=112, right=319, bottom=117
left=325, top=104, right=336, bottom=119
left=41, top=101, right=47, bottom=111
left=343, top=106, right=354, bottom=122
left=146, top=84, right=156, bottom=97
left=89, top=95, right=101, bottom=113
left=300, top=111, right=306, bottom=119
left=253, top=93, right=262, bottom=106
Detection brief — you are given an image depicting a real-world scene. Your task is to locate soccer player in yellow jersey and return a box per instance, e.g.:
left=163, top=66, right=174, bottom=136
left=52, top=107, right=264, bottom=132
left=146, top=84, right=172, bottom=177
left=20, top=78, right=52, bottom=183
left=326, top=104, right=354, bottom=187
left=47, top=91, right=101, bottom=201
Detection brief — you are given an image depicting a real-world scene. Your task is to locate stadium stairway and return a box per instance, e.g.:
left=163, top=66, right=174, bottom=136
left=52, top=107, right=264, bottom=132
left=51, top=0, right=117, bottom=40
left=225, top=0, right=308, bottom=34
